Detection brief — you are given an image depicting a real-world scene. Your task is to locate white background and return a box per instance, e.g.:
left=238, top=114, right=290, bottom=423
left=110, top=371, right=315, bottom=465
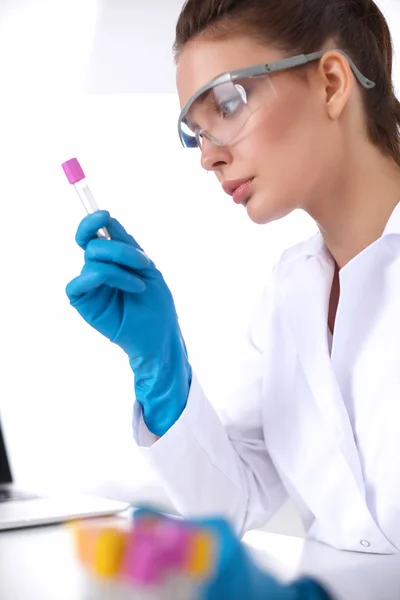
left=0, top=0, right=398, bottom=508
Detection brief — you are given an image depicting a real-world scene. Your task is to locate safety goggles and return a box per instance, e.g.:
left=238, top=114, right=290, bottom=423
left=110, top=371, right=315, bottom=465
left=178, top=49, right=375, bottom=149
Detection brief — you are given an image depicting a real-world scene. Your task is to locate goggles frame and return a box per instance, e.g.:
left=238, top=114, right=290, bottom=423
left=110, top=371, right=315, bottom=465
left=178, top=49, right=376, bottom=149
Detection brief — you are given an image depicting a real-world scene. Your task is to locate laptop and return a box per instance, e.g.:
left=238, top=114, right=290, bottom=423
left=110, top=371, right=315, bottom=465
left=0, top=416, right=129, bottom=530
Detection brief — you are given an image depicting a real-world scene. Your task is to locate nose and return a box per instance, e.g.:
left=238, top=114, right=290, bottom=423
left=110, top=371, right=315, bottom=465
left=200, top=138, right=232, bottom=173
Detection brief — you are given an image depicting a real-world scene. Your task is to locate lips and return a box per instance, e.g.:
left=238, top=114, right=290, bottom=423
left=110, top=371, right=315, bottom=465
left=222, top=178, right=254, bottom=205
left=222, top=178, right=254, bottom=197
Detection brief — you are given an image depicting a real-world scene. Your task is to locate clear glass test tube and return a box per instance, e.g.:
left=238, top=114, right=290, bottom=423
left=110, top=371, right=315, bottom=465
left=61, top=157, right=111, bottom=240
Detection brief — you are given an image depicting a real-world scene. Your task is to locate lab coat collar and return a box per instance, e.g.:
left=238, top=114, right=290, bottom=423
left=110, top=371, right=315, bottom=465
left=303, top=200, right=400, bottom=262
left=382, top=200, right=400, bottom=237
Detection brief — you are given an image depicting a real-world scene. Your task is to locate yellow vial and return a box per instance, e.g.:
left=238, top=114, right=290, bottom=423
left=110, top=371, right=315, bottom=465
left=94, top=528, right=128, bottom=579
left=186, top=531, right=215, bottom=581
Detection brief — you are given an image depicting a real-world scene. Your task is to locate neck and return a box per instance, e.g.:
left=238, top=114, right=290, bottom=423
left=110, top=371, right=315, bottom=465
left=307, top=144, right=400, bottom=269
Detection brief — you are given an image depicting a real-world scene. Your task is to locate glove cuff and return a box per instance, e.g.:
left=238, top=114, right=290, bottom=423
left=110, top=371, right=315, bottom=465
left=130, top=329, right=192, bottom=437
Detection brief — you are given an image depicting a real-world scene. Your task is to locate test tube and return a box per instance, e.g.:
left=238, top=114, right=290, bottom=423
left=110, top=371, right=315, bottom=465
left=61, top=157, right=111, bottom=240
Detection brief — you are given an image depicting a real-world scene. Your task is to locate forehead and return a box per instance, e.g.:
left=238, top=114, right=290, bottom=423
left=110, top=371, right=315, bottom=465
left=176, top=36, right=282, bottom=110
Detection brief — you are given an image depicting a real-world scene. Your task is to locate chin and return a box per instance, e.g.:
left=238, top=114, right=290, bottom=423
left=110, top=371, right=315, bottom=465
left=244, top=193, right=291, bottom=225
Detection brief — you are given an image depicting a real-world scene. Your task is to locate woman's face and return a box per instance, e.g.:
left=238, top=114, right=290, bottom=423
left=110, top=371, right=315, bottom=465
left=176, top=36, right=348, bottom=225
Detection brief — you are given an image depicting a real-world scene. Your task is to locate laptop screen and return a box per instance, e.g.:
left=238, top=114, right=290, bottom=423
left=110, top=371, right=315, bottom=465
left=0, top=418, right=12, bottom=484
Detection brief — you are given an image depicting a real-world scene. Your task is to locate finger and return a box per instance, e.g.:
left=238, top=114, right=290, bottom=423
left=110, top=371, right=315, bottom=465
left=85, top=238, right=151, bottom=271
left=75, top=211, right=111, bottom=250
left=107, top=218, right=153, bottom=264
left=106, top=217, right=137, bottom=245
left=66, top=261, right=146, bottom=301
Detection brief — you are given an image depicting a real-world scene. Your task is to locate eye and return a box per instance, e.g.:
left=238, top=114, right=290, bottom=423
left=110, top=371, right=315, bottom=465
left=217, top=85, right=248, bottom=118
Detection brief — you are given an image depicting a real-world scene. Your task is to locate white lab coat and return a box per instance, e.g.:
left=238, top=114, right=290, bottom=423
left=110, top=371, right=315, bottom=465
left=133, top=202, right=400, bottom=555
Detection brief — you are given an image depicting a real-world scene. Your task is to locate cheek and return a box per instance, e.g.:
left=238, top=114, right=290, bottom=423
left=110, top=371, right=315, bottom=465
left=236, top=90, right=334, bottom=223
left=247, top=90, right=330, bottom=188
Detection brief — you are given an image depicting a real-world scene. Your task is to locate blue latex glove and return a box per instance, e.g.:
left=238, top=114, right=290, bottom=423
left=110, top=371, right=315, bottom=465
left=197, top=518, right=333, bottom=600
left=131, top=509, right=332, bottom=600
left=66, top=211, right=192, bottom=437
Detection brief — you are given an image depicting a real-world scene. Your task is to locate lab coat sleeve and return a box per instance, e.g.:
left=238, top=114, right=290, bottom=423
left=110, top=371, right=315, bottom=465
left=132, top=280, right=288, bottom=536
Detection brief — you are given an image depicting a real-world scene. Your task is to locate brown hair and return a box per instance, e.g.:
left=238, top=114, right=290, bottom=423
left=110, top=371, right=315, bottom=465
left=174, top=0, right=400, bottom=165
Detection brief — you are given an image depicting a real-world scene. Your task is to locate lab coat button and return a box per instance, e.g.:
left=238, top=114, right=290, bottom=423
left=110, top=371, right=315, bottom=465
left=360, top=540, right=371, bottom=548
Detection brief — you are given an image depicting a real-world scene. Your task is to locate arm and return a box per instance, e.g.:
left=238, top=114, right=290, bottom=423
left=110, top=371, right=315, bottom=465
left=134, top=284, right=288, bottom=536
left=66, top=212, right=286, bottom=535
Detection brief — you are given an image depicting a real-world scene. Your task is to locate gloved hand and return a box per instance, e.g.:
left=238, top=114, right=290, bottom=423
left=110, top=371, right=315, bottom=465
left=198, top=518, right=333, bottom=600
left=66, top=211, right=192, bottom=437
left=131, top=509, right=332, bottom=600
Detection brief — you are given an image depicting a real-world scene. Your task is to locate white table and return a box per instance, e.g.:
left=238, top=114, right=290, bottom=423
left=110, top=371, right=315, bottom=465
left=243, top=529, right=400, bottom=599
left=0, top=513, right=399, bottom=600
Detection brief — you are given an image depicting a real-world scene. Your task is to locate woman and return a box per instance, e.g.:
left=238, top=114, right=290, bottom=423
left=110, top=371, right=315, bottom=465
left=66, top=0, right=400, bottom=555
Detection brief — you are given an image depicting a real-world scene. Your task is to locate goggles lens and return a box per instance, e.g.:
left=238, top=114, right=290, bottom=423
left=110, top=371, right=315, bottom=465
left=180, top=76, right=275, bottom=149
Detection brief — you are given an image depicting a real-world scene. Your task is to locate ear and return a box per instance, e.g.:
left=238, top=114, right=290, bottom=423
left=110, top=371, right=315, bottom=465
left=317, top=50, right=354, bottom=121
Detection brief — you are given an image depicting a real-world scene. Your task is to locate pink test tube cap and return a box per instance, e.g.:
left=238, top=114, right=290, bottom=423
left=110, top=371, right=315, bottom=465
left=62, top=158, right=85, bottom=184
left=121, top=528, right=163, bottom=586
left=157, top=521, right=191, bottom=568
